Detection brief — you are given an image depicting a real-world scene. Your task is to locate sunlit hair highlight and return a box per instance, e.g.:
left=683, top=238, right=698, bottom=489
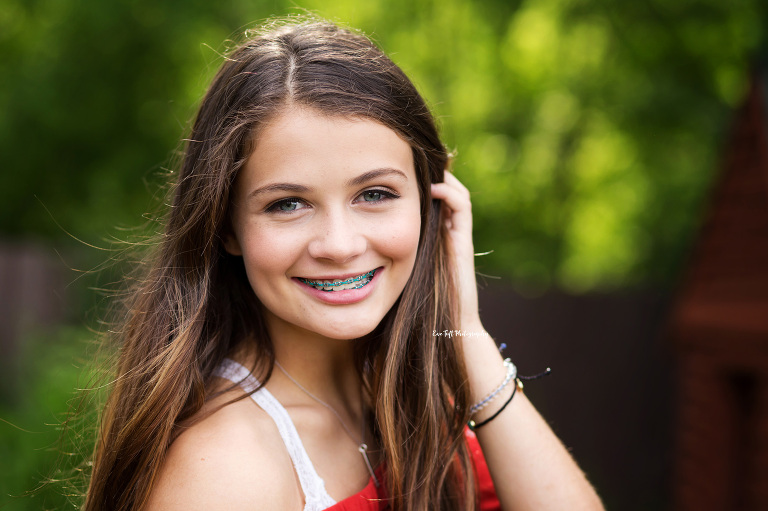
left=85, top=18, right=474, bottom=511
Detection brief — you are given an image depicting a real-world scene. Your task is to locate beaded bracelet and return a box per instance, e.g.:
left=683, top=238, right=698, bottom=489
left=469, top=358, right=517, bottom=415
left=467, top=365, right=552, bottom=431
left=468, top=378, right=523, bottom=431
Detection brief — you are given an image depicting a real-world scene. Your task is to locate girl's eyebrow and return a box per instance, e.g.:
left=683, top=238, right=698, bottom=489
left=248, top=183, right=311, bottom=200
left=248, top=168, right=408, bottom=200
left=346, top=168, right=408, bottom=187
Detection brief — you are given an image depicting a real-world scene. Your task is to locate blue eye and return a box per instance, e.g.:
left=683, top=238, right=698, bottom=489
left=267, top=198, right=307, bottom=213
left=358, top=189, right=398, bottom=203
left=362, top=191, right=383, bottom=202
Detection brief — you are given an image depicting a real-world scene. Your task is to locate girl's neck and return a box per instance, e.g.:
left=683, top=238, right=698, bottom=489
left=263, top=309, right=364, bottom=415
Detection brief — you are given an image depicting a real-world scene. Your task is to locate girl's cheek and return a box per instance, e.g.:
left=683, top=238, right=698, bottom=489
left=374, top=207, right=422, bottom=260
left=239, top=226, right=299, bottom=274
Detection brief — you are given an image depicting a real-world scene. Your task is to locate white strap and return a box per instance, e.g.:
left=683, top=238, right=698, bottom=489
left=214, top=359, right=337, bottom=510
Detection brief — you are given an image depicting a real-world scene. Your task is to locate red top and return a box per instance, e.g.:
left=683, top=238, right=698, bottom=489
left=325, top=428, right=501, bottom=510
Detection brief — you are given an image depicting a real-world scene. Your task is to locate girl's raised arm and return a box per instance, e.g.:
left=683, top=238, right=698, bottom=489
left=431, top=172, right=605, bottom=511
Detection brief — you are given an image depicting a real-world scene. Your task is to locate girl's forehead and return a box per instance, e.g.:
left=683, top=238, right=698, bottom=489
left=238, top=106, right=417, bottom=190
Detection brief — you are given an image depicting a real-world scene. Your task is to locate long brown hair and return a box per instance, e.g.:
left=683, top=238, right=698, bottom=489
left=85, top=18, right=474, bottom=511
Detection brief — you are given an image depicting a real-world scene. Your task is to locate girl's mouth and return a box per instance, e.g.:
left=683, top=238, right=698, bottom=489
left=298, top=269, right=377, bottom=292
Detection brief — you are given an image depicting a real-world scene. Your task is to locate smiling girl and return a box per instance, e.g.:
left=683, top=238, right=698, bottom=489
left=84, top=19, right=604, bottom=511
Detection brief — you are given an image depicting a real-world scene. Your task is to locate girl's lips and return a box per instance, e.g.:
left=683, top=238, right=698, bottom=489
left=294, top=268, right=382, bottom=305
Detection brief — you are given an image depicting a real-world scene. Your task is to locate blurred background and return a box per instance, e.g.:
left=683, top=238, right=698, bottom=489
left=1, top=0, right=767, bottom=509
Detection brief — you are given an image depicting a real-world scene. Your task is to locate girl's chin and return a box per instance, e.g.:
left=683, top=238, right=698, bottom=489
left=263, top=304, right=391, bottom=341
left=290, top=312, right=386, bottom=340
left=307, top=323, right=379, bottom=341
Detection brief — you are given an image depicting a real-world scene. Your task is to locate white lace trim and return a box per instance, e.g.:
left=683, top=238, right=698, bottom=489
left=214, top=358, right=337, bottom=511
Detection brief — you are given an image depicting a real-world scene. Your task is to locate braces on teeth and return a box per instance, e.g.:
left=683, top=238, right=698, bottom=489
left=299, top=269, right=376, bottom=292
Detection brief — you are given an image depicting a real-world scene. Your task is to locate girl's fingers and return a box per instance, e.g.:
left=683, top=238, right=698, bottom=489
left=430, top=173, right=472, bottom=237
left=431, top=171, right=481, bottom=326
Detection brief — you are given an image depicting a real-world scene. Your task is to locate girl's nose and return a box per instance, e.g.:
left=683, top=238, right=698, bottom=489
left=307, top=208, right=367, bottom=263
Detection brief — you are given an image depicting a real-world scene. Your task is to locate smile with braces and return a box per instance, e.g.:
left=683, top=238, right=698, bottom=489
left=299, top=269, right=377, bottom=292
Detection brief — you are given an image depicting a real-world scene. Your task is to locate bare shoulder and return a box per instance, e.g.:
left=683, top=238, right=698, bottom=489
left=146, top=384, right=301, bottom=511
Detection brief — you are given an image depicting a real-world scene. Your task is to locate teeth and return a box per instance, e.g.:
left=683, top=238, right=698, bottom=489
left=300, top=269, right=376, bottom=292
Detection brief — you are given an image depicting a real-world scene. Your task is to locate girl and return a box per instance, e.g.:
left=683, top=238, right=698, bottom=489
left=85, top=18, right=604, bottom=511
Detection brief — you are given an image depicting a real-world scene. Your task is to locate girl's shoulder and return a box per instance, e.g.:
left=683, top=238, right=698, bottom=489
left=145, top=383, right=302, bottom=511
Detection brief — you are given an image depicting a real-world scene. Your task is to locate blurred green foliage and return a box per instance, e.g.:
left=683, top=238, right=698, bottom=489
left=1, top=0, right=766, bottom=291
left=0, top=327, right=98, bottom=510
left=2, top=2, right=766, bottom=508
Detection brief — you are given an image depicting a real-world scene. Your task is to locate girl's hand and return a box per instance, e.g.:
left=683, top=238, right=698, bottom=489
left=430, top=171, right=482, bottom=330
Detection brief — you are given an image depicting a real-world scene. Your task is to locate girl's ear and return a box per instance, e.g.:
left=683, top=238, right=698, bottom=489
left=222, top=232, right=243, bottom=256
left=221, top=206, right=243, bottom=255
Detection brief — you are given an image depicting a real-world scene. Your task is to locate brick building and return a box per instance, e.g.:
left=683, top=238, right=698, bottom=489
left=671, top=68, right=768, bottom=510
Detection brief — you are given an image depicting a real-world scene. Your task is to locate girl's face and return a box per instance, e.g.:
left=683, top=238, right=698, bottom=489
left=225, top=106, right=422, bottom=341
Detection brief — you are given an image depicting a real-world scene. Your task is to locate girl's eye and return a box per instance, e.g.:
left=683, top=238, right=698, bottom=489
left=267, top=198, right=307, bottom=213
left=362, top=191, right=383, bottom=202
left=358, top=189, right=398, bottom=203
